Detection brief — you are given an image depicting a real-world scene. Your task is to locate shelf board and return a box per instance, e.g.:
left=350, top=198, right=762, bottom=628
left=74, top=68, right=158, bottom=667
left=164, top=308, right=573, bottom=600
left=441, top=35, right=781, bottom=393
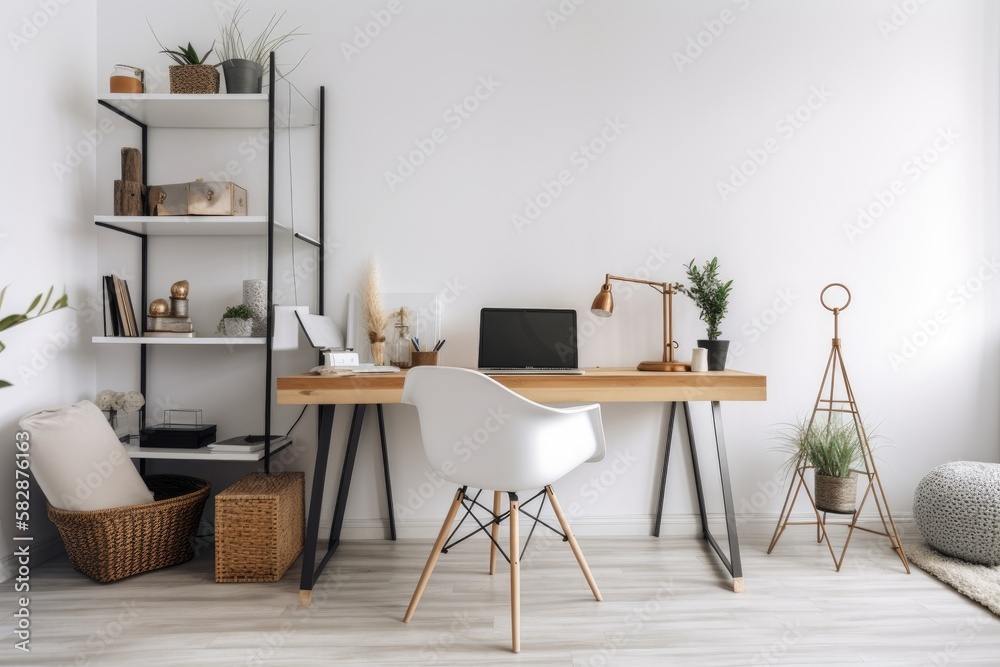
left=124, top=439, right=293, bottom=461
left=93, top=336, right=265, bottom=345
left=95, top=216, right=293, bottom=237
left=97, top=94, right=317, bottom=129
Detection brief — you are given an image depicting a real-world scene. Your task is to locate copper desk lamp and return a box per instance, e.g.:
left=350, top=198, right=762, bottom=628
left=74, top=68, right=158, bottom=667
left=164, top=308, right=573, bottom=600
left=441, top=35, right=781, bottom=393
left=591, top=274, right=690, bottom=372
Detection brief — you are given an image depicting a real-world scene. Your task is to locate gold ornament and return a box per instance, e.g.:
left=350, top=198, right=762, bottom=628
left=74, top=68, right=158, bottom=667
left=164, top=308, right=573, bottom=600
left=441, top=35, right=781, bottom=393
left=148, top=298, right=170, bottom=317
left=170, top=280, right=189, bottom=299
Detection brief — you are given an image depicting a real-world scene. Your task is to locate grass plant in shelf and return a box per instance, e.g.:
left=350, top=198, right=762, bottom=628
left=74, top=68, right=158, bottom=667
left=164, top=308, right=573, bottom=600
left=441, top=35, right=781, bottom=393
left=775, top=418, right=864, bottom=514
left=217, top=1, right=304, bottom=93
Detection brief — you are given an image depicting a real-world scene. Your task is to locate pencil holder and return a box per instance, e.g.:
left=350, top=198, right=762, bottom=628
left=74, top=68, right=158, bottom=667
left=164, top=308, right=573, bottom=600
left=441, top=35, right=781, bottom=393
left=411, top=351, right=439, bottom=367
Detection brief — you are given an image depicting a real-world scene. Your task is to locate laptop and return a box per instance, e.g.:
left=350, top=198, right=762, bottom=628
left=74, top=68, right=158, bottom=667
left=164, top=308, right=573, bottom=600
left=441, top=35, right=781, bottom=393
left=477, top=308, right=585, bottom=375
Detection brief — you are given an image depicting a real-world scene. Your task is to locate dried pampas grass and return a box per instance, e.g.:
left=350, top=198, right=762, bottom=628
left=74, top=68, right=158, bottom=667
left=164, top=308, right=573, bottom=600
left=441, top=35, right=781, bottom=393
left=361, top=257, right=388, bottom=343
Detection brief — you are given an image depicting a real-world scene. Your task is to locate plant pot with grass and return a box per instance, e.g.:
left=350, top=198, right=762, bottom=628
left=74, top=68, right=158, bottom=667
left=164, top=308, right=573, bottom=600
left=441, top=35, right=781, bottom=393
left=217, top=2, right=304, bottom=93
left=217, top=304, right=254, bottom=337
left=675, top=257, right=733, bottom=370
left=778, top=418, right=862, bottom=515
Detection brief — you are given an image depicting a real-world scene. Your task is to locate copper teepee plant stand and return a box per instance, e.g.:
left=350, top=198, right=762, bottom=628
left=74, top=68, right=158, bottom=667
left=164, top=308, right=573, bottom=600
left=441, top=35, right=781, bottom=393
left=766, top=283, right=909, bottom=573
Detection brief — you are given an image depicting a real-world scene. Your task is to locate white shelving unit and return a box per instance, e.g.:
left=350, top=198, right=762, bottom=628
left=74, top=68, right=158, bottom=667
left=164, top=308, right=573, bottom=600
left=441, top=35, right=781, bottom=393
left=95, top=62, right=325, bottom=471
left=92, top=336, right=265, bottom=345
left=94, top=215, right=284, bottom=236
left=124, top=440, right=294, bottom=462
left=96, top=93, right=317, bottom=129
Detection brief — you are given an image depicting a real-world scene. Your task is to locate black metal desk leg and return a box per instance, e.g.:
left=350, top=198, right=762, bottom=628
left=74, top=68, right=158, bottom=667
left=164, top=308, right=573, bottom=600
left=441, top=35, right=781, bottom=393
left=299, top=404, right=335, bottom=606
left=682, top=402, right=710, bottom=539
left=712, top=401, right=743, bottom=591
left=328, top=404, right=366, bottom=548
left=376, top=404, right=397, bottom=540
left=653, top=402, right=679, bottom=537
left=682, top=401, right=743, bottom=592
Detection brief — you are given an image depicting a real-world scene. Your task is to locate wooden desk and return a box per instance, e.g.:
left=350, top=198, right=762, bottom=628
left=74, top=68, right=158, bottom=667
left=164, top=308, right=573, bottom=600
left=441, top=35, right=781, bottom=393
left=278, top=368, right=766, bottom=603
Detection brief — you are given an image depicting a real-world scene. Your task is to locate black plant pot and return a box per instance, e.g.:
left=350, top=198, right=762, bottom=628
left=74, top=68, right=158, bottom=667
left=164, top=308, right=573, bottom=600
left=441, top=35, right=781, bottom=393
left=222, top=59, right=263, bottom=94
left=697, top=340, right=730, bottom=371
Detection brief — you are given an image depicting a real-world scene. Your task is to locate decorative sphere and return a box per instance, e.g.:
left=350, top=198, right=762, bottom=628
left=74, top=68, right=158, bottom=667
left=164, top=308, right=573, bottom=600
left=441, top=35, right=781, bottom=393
left=170, top=280, right=189, bottom=299
left=148, top=299, right=170, bottom=317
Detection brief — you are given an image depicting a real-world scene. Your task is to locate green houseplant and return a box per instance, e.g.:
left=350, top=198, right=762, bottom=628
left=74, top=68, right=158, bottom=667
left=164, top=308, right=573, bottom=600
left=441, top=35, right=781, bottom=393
left=148, top=22, right=219, bottom=94
left=217, top=304, right=254, bottom=337
left=216, top=2, right=304, bottom=94
left=777, top=418, right=863, bottom=514
left=675, top=257, right=733, bottom=370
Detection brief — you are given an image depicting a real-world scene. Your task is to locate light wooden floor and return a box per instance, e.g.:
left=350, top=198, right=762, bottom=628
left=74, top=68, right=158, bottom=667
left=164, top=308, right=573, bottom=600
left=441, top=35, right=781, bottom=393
left=4, top=524, right=1000, bottom=666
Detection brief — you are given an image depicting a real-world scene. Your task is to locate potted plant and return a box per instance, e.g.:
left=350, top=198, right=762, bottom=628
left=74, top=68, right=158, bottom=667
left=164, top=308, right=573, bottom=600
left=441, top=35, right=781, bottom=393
left=675, top=257, right=733, bottom=370
left=217, top=304, right=255, bottom=337
left=777, top=418, right=863, bottom=514
left=148, top=22, right=219, bottom=94
left=217, top=2, right=304, bottom=94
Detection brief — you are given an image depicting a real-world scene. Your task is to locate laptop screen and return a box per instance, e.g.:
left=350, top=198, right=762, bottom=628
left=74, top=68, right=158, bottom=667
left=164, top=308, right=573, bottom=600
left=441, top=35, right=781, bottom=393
left=478, top=308, right=578, bottom=369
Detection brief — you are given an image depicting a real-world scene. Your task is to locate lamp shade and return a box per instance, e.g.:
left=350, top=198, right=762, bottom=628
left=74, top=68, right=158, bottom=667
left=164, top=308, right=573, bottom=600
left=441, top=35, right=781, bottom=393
left=591, top=283, right=613, bottom=317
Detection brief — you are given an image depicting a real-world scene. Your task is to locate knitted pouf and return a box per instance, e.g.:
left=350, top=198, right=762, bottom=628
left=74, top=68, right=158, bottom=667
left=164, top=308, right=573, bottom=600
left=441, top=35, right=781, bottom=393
left=913, top=461, right=1000, bottom=566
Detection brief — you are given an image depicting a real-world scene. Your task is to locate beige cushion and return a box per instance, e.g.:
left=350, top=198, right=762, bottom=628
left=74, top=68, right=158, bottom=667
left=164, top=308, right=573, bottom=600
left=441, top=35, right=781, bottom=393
left=18, top=400, right=154, bottom=511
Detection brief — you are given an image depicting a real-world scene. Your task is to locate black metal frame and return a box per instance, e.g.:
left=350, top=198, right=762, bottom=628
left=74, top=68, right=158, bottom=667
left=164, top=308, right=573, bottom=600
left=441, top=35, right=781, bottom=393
left=439, top=487, right=565, bottom=561
left=298, top=397, right=745, bottom=597
left=653, top=401, right=742, bottom=586
left=300, top=403, right=396, bottom=595
left=94, top=52, right=324, bottom=474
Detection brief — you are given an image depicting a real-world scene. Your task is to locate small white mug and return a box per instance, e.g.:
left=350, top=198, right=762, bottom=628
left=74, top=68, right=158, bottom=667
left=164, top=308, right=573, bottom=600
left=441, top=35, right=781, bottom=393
left=691, top=347, right=708, bottom=372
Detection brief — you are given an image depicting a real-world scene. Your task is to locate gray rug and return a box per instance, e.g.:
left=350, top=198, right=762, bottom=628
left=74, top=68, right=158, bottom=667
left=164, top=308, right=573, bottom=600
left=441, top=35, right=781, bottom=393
left=908, top=541, right=1000, bottom=616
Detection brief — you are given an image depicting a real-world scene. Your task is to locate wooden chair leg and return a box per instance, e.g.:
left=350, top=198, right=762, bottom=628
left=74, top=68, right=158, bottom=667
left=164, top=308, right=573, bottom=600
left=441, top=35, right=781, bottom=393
left=546, top=485, right=602, bottom=601
left=404, top=487, right=465, bottom=622
left=509, top=492, right=520, bottom=653
left=489, top=490, right=501, bottom=575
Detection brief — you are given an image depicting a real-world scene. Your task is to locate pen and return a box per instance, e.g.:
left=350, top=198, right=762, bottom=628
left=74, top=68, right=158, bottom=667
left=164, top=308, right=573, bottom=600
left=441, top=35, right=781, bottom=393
left=412, top=338, right=420, bottom=352
left=433, top=339, right=446, bottom=352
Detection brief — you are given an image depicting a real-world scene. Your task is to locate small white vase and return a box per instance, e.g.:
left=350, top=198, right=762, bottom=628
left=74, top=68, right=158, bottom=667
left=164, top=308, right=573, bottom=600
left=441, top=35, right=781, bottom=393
left=243, top=279, right=268, bottom=337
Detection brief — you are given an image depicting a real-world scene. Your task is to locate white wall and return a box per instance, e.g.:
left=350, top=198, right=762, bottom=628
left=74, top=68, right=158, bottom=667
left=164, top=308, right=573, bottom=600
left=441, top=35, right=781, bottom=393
left=1, top=0, right=98, bottom=576
left=92, top=0, right=999, bottom=540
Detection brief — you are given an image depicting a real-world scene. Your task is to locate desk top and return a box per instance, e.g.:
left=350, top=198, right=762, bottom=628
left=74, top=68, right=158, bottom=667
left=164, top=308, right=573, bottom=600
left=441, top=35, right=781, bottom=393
left=277, top=368, right=766, bottom=405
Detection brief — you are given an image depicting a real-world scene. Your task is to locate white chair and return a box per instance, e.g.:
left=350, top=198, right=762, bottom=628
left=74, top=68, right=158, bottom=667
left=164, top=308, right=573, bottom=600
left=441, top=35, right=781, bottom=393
left=401, top=366, right=606, bottom=653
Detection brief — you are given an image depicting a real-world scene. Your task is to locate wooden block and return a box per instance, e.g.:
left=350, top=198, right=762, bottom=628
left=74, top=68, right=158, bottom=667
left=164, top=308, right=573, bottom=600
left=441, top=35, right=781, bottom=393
left=121, top=147, right=142, bottom=183
left=114, top=180, right=144, bottom=216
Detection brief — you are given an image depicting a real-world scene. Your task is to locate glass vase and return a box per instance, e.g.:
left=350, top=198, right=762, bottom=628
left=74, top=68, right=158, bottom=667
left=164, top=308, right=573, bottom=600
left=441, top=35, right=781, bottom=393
left=391, top=323, right=412, bottom=368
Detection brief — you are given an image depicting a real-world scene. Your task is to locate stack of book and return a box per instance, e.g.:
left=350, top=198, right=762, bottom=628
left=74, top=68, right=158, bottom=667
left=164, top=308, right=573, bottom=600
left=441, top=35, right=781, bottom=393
left=208, top=435, right=292, bottom=455
left=103, top=275, right=138, bottom=336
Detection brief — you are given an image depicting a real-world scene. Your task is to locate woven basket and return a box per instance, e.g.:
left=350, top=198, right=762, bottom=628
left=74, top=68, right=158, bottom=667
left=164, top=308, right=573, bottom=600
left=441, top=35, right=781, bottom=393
left=815, top=473, right=857, bottom=515
left=215, top=472, right=304, bottom=583
left=169, top=64, right=220, bottom=94
left=47, top=475, right=210, bottom=583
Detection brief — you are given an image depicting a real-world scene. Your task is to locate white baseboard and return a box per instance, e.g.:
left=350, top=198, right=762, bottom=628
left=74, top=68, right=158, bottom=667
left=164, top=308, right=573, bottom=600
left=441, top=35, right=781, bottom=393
left=2, top=511, right=917, bottom=580
left=332, top=512, right=918, bottom=541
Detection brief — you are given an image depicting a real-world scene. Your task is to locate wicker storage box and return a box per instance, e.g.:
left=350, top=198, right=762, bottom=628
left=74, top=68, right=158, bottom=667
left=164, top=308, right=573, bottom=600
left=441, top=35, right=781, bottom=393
left=169, top=64, right=220, bottom=94
left=215, top=472, right=304, bottom=583
left=47, top=475, right=210, bottom=583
